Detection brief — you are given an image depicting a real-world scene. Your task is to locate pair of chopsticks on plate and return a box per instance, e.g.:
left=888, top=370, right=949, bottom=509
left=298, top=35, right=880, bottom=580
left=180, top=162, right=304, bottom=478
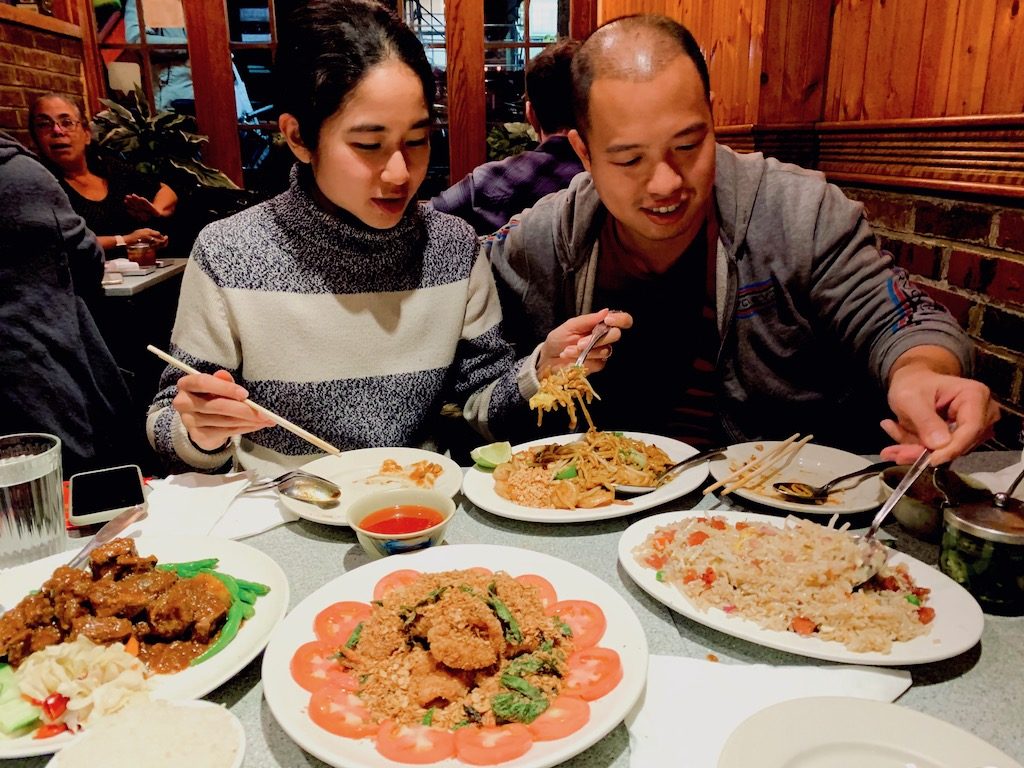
left=146, top=345, right=342, bottom=457
left=703, top=432, right=813, bottom=497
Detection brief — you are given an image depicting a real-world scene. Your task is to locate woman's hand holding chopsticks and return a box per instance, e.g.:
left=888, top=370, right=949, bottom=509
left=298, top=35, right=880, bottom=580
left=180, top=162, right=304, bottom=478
left=173, top=369, right=277, bottom=451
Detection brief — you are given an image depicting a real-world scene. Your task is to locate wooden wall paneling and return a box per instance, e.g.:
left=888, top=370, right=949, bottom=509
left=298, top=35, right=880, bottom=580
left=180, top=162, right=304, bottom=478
left=181, top=0, right=243, bottom=186
left=569, top=0, right=598, bottom=39
left=444, top=0, right=484, bottom=184
left=862, top=0, right=926, bottom=120
left=912, top=0, right=959, bottom=118
left=825, top=0, right=873, bottom=121
left=742, top=0, right=767, bottom=126
left=758, top=0, right=788, bottom=123
left=770, top=0, right=830, bottom=124
left=982, top=0, right=1024, bottom=114
left=945, top=0, right=997, bottom=115
left=74, top=0, right=106, bottom=116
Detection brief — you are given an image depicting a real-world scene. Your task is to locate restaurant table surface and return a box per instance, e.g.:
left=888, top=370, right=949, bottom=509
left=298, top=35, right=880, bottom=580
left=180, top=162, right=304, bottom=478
left=17, top=450, right=1024, bottom=767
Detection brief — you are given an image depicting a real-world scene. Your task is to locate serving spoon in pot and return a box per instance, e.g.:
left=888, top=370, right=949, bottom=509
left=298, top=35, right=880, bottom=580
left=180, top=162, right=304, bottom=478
left=772, top=461, right=895, bottom=503
left=851, top=448, right=933, bottom=585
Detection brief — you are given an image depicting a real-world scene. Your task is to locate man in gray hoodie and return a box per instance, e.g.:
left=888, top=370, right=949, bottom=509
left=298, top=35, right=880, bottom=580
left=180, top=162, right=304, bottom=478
left=484, top=14, right=996, bottom=463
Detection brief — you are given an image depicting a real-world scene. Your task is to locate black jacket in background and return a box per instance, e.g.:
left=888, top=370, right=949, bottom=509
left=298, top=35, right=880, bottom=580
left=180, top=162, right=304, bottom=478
left=0, top=131, right=134, bottom=477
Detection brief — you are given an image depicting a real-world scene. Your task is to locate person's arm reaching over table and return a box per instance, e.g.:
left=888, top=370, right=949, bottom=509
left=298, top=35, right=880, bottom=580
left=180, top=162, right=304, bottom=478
left=880, top=345, right=998, bottom=466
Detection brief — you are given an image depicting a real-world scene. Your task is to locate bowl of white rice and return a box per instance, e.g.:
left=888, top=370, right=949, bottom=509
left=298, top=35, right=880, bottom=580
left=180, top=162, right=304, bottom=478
left=47, top=699, right=244, bottom=768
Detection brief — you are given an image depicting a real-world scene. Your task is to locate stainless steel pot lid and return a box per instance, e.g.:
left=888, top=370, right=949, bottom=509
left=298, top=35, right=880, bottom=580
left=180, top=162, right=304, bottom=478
left=944, top=498, right=1024, bottom=545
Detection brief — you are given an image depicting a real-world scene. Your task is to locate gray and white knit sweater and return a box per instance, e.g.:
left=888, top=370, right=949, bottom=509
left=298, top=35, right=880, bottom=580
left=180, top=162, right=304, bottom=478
left=147, top=166, right=540, bottom=476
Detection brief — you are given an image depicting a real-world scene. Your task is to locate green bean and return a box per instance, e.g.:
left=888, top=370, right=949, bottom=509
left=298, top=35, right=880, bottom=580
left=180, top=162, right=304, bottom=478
left=191, top=601, right=244, bottom=666
left=208, top=571, right=241, bottom=601
left=233, top=578, right=270, bottom=596
left=240, top=603, right=255, bottom=620
left=237, top=589, right=257, bottom=605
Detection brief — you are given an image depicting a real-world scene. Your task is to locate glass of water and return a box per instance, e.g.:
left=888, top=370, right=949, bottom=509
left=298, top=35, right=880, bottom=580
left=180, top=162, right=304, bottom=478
left=0, top=433, right=67, bottom=569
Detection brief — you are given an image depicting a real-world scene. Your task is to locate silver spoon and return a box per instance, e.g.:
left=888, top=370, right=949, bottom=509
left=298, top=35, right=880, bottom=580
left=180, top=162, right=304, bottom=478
left=615, top=447, right=727, bottom=495
left=242, top=470, right=341, bottom=508
left=852, top=448, right=933, bottom=585
left=772, top=461, right=895, bottom=503
left=993, top=464, right=1024, bottom=509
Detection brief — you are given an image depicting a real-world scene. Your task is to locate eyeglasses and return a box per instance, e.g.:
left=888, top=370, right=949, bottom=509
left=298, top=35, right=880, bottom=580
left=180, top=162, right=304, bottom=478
left=32, top=117, right=81, bottom=133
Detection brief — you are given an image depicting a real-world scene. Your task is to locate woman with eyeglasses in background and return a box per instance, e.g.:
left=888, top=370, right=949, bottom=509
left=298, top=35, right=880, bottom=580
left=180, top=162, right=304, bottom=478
left=29, top=93, right=177, bottom=256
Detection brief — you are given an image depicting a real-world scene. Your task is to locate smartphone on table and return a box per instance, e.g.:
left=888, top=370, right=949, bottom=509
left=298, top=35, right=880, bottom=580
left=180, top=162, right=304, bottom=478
left=68, top=464, right=147, bottom=527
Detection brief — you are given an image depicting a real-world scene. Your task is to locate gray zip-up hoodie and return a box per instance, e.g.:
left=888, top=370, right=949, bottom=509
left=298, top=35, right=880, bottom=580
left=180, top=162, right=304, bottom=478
left=484, top=144, right=972, bottom=450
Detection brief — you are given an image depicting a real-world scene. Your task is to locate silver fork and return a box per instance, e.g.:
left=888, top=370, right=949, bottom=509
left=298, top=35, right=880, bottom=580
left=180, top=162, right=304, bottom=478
left=574, top=321, right=611, bottom=366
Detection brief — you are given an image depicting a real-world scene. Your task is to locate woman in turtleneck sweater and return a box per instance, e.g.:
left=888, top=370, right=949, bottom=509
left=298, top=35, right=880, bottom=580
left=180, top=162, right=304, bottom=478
left=147, top=0, right=629, bottom=476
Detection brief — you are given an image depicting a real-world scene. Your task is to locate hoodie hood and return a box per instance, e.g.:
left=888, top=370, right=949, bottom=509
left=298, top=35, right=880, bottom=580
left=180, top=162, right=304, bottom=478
left=0, top=131, right=38, bottom=165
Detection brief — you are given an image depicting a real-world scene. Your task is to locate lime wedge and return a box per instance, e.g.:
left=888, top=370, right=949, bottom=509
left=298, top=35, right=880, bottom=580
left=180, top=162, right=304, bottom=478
left=470, top=441, right=512, bottom=468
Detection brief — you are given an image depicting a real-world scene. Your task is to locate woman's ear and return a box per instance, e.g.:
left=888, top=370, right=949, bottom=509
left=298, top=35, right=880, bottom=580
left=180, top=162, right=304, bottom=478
left=278, top=113, right=312, bottom=163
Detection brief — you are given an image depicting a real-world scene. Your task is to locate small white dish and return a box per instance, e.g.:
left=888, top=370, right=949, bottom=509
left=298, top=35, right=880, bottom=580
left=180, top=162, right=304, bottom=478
left=347, top=487, right=456, bottom=560
left=280, top=447, right=462, bottom=527
left=709, top=440, right=887, bottom=514
left=718, top=696, right=1023, bottom=768
left=46, top=699, right=245, bottom=768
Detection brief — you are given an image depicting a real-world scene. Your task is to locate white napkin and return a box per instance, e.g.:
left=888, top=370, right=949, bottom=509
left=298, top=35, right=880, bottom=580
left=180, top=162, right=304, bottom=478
left=626, top=655, right=912, bottom=768
left=124, top=472, right=298, bottom=540
left=968, top=449, right=1024, bottom=500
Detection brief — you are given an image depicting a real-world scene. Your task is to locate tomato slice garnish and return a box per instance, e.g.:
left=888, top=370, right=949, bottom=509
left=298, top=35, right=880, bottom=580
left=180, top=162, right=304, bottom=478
left=41, top=693, right=69, bottom=721
left=34, top=722, right=68, bottom=739
left=290, top=640, right=359, bottom=693
left=565, top=646, right=623, bottom=701
left=373, top=569, right=422, bottom=602
left=549, top=600, right=607, bottom=649
left=313, top=601, right=372, bottom=644
left=527, top=695, right=590, bottom=741
left=375, top=720, right=456, bottom=764
left=515, top=574, right=558, bottom=611
left=308, top=686, right=377, bottom=738
left=454, top=723, right=533, bottom=765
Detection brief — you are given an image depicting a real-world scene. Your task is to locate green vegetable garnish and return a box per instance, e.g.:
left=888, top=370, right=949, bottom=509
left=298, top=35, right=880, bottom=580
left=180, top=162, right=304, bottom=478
left=556, top=618, right=573, bottom=637
left=655, top=570, right=665, bottom=582
left=422, top=708, right=435, bottom=726
left=486, top=584, right=523, bottom=644
left=905, top=594, right=921, bottom=606
left=345, top=622, right=363, bottom=649
left=553, top=464, right=578, bottom=480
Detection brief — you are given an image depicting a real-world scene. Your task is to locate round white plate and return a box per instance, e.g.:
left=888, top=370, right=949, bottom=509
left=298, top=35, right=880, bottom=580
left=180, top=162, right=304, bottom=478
left=0, top=535, right=289, bottom=759
left=282, top=447, right=462, bottom=526
left=718, top=696, right=1023, bottom=768
left=462, top=432, right=707, bottom=523
left=46, top=699, right=246, bottom=768
left=262, top=544, right=649, bottom=768
left=618, top=509, right=984, bottom=665
left=708, top=441, right=886, bottom=514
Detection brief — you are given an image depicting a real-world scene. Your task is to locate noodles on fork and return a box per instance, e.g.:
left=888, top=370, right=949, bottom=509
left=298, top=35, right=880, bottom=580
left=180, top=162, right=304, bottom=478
left=529, top=366, right=601, bottom=430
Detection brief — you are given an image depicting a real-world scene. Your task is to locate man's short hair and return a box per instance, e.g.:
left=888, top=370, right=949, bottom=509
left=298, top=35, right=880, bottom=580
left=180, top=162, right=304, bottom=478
left=571, top=15, right=711, bottom=138
left=525, top=38, right=580, bottom=135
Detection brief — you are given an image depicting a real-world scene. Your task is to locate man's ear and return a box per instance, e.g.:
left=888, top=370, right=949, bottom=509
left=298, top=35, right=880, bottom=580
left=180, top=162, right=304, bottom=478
left=524, top=100, right=541, bottom=136
left=568, top=129, right=591, bottom=172
left=278, top=113, right=312, bottom=163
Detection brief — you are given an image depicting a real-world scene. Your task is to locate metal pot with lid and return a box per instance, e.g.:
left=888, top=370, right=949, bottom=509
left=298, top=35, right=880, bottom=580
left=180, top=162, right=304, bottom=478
left=940, top=491, right=1024, bottom=615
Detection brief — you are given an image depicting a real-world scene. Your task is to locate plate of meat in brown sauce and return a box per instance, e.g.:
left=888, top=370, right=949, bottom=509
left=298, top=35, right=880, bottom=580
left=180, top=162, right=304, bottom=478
left=0, top=536, right=288, bottom=757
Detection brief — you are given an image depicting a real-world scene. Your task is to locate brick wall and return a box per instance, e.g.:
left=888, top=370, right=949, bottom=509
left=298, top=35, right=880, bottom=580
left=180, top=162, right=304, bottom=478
left=841, top=185, right=1024, bottom=450
left=0, top=17, right=86, bottom=147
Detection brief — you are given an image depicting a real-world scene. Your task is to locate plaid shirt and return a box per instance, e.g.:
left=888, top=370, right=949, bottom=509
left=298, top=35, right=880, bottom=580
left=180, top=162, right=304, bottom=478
left=429, top=135, right=584, bottom=235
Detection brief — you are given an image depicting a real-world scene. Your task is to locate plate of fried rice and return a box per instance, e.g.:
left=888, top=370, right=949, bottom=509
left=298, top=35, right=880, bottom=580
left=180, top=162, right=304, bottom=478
left=618, top=510, right=984, bottom=665
left=462, top=432, right=707, bottom=523
left=261, top=544, right=649, bottom=767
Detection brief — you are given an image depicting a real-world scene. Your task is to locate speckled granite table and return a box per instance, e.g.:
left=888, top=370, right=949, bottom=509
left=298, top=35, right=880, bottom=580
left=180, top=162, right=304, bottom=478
left=16, top=452, right=1023, bottom=767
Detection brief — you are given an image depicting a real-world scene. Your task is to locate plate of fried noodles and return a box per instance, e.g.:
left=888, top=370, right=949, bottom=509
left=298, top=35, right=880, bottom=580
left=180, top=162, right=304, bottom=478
left=461, top=431, right=708, bottom=523
left=619, top=509, right=984, bottom=665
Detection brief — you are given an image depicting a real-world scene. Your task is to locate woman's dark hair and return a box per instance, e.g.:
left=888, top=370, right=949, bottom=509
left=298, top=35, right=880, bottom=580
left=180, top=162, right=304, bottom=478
left=571, top=15, right=711, bottom=139
left=274, top=0, right=435, bottom=150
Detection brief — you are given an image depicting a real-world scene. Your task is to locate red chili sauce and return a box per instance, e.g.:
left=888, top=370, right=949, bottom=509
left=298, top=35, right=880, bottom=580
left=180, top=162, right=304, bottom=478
left=359, top=504, right=444, bottom=535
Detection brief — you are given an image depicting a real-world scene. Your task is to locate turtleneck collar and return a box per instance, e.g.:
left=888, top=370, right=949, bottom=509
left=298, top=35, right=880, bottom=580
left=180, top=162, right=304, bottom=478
left=272, top=163, right=425, bottom=252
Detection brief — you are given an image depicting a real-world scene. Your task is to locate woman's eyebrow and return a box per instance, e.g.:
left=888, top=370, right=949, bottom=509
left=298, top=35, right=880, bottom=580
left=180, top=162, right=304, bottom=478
left=346, top=116, right=432, bottom=134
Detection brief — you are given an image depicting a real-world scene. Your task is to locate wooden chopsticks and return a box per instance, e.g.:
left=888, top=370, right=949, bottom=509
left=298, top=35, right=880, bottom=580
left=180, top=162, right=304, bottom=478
left=147, top=345, right=342, bottom=457
left=703, top=433, right=814, bottom=497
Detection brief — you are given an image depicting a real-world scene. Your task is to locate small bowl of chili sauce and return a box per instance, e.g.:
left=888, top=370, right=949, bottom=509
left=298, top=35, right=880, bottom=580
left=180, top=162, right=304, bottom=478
left=347, top=488, right=457, bottom=560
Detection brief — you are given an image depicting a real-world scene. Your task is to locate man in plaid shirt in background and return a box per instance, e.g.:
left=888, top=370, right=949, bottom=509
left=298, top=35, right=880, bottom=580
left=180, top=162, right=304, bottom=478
left=430, top=39, right=584, bottom=235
